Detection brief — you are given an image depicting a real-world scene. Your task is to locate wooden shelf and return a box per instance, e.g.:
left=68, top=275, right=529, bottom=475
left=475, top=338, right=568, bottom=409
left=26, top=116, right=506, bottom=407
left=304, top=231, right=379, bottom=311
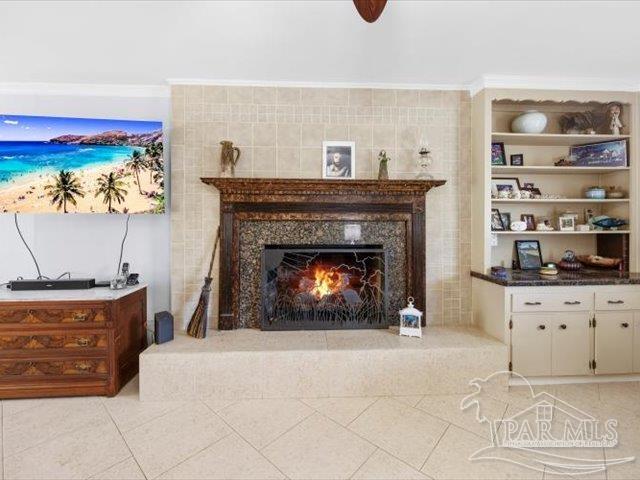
left=491, top=198, right=629, bottom=204
left=493, top=230, right=631, bottom=235
left=492, top=166, right=630, bottom=175
left=491, top=132, right=631, bottom=146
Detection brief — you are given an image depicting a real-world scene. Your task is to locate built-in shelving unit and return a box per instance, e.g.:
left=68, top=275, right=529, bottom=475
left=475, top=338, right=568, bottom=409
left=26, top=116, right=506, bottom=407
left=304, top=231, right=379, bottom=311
left=471, top=89, right=637, bottom=273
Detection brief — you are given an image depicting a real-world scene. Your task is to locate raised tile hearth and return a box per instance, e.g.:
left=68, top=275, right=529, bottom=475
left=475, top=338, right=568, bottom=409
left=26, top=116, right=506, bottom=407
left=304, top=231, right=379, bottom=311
left=139, top=327, right=507, bottom=401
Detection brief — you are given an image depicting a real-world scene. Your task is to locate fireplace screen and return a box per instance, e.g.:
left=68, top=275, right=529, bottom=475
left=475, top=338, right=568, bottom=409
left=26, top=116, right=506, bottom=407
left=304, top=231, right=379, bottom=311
left=261, top=245, right=387, bottom=330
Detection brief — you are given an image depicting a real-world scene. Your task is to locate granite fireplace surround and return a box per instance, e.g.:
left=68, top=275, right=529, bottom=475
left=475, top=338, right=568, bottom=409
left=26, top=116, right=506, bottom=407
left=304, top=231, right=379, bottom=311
left=203, top=177, right=445, bottom=330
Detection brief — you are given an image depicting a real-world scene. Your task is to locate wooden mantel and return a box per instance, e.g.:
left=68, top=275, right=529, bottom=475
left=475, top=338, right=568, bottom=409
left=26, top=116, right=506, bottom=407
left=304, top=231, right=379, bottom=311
left=202, top=178, right=446, bottom=198
left=201, top=177, right=446, bottom=330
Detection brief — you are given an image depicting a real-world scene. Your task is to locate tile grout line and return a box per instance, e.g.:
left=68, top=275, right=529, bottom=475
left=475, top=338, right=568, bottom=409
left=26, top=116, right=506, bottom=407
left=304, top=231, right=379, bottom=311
left=200, top=399, right=289, bottom=479
left=419, top=422, right=451, bottom=472
left=97, top=398, right=149, bottom=480
left=348, top=447, right=379, bottom=480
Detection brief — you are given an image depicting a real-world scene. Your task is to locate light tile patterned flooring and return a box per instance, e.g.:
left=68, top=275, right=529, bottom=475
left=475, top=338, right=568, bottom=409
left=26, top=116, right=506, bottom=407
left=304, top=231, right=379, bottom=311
left=1, top=378, right=639, bottom=479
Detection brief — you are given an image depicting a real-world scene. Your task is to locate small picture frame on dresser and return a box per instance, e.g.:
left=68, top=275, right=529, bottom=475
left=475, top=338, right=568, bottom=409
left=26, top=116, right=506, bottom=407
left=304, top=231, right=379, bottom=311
left=514, top=240, right=543, bottom=270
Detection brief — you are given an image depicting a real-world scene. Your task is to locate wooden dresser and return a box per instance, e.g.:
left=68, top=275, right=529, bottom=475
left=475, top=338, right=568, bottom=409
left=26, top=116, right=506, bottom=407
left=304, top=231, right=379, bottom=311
left=0, top=285, right=147, bottom=398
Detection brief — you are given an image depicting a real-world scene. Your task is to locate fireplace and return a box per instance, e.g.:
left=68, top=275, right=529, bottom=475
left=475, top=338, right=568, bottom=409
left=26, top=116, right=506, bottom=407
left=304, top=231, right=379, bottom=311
left=261, top=245, right=387, bottom=330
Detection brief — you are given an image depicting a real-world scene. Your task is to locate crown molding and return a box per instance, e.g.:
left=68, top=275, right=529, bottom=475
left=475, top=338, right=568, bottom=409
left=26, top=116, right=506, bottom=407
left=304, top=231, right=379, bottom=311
left=166, top=78, right=468, bottom=91
left=0, top=82, right=169, bottom=98
left=470, top=75, right=640, bottom=96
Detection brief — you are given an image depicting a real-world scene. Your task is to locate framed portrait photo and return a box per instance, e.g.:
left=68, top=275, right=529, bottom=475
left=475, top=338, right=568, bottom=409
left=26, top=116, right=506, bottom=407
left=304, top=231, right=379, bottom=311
left=491, top=177, right=521, bottom=198
left=510, top=154, right=524, bottom=166
left=491, top=208, right=505, bottom=231
left=322, top=141, right=355, bottom=179
left=521, top=214, right=536, bottom=231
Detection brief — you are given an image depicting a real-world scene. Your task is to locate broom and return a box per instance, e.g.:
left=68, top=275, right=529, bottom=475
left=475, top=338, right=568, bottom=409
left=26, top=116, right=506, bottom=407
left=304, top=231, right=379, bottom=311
left=186, top=226, right=220, bottom=338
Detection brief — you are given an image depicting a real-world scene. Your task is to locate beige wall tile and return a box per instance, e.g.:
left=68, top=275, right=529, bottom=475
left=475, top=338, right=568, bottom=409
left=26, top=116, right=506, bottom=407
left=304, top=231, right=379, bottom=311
left=397, top=89, right=420, bottom=107
left=324, top=125, right=348, bottom=140
left=228, top=123, right=253, bottom=147
left=349, top=125, right=372, bottom=148
left=300, top=148, right=322, bottom=176
left=253, top=147, right=276, bottom=171
left=349, top=89, right=373, bottom=107
left=203, top=86, right=228, bottom=104
left=253, top=87, right=276, bottom=105
left=253, top=123, right=276, bottom=147
left=185, top=85, right=203, bottom=104
left=277, top=124, right=301, bottom=147
left=372, top=125, right=396, bottom=149
left=301, top=88, right=325, bottom=105
left=277, top=148, right=301, bottom=177
left=301, top=124, right=324, bottom=147
left=276, top=87, right=302, bottom=105
left=324, top=88, right=349, bottom=105
left=372, top=89, right=396, bottom=107
left=228, top=86, right=254, bottom=104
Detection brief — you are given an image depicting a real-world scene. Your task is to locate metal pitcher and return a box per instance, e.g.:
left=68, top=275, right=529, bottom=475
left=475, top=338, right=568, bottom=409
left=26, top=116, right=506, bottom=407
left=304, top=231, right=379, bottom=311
left=219, top=140, right=241, bottom=177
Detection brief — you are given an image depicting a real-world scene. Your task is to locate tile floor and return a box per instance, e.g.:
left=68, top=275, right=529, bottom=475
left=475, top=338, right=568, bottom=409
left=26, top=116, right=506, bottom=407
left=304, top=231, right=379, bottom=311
left=1, top=378, right=639, bottom=479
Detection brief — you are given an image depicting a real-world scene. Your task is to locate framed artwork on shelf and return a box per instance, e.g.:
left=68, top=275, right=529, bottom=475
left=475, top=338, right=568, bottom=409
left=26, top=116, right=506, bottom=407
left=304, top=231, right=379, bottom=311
left=510, top=154, right=524, bottom=166
left=491, top=142, right=506, bottom=166
left=491, top=177, right=521, bottom=198
left=559, top=215, right=576, bottom=231
left=569, top=140, right=628, bottom=167
left=521, top=214, right=536, bottom=231
left=491, top=208, right=505, bottom=231
left=514, top=240, right=543, bottom=270
left=322, top=141, right=355, bottom=179
left=500, top=212, right=511, bottom=231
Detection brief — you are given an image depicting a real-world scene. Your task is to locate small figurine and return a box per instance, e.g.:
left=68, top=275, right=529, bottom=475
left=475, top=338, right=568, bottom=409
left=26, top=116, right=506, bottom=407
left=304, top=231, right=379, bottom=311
left=609, top=103, right=623, bottom=135
left=377, top=150, right=390, bottom=180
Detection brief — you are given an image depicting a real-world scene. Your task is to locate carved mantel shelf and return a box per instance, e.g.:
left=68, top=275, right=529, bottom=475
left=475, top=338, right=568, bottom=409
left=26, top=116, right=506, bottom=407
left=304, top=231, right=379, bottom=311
left=201, top=177, right=446, bottom=330
left=201, top=178, right=446, bottom=197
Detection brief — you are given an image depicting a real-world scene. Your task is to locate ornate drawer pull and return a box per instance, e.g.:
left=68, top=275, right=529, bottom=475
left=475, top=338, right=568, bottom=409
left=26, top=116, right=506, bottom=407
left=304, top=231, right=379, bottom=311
left=559, top=324, right=567, bottom=330
left=564, top=301, right=581, bottom=305
left=525, top=302, right=542, bottom=306
left=608, top=300, right=625, bottom=305
left=537, top=325, right=546, bottom=330
left=73, top=313, right=88, bottom=322
left=621, top=322, right=630, bottom=328
left=76, top=338, right=90, bottom=347
left=75, top=362, right=91, bottom=371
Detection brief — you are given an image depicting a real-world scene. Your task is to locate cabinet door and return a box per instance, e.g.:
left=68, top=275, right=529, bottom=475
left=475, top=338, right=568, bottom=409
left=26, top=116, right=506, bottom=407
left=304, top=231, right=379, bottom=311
left=595, top=311, right=633, bottom=374
left=551, top=313, right=591, bottom=376
left=511, top=314, right=552, bottom=376
left=634, top=312, right=640, bottom=373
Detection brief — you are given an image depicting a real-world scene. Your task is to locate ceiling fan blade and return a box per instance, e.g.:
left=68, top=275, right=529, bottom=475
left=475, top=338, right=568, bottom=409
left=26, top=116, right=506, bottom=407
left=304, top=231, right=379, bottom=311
left=353, top=0, right=388, bottom=23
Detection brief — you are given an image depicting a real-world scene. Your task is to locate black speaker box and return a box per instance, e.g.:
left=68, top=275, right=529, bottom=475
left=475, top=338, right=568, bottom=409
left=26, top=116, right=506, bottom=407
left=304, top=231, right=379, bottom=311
left=154, top=311, right=174, bottom=344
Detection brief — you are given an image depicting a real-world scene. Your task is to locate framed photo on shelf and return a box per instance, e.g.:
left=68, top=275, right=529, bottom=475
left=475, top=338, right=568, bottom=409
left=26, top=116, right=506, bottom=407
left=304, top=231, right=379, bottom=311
left=559, top=215, right=576, bottom=231
left=491, top=142, right=507, bottom=166
left=491, top=177, right=521, bottom=198
left=510, top=154, right=524, bottom=166
left=569, top=140, right=628, bottom=167
left=514, top=240, right=543, bottom=270
left=322, top=141, right=355, bottom=179
left=491, top=208, right=505, bottom=231
left=521, top=214, right=536, bottom=231
left=500, top=212, right=511, bottom=231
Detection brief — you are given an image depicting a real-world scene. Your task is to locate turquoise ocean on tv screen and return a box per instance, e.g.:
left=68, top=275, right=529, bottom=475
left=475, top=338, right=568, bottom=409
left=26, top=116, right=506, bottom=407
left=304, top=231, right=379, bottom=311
left=0, top=142, right=140, bottom=184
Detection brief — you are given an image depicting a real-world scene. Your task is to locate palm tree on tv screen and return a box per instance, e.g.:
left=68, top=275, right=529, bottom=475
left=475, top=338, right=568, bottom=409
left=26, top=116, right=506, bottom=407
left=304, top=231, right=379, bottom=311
left=95, top=171, right=128, bottom=213
left=126, top=149, right=146, bottom=194
left=44, top=170, right=86, bottom=213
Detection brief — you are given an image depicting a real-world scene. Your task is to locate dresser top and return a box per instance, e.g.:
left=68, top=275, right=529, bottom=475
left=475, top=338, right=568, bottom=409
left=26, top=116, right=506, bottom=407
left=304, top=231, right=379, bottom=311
left=0, top=283, right=147, bottom=302
left=471, top=269, right=640, bottom=287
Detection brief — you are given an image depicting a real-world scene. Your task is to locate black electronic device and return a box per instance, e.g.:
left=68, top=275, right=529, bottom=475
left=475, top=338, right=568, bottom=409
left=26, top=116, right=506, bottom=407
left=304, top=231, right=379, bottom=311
left=8, top=278, right=96, bottom=291
left=154, top=311, right=174, bottom=344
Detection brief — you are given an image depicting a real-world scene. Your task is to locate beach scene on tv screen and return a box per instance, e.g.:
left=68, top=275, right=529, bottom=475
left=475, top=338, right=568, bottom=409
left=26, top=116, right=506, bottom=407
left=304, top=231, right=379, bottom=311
left=0, top=114, right=164, bottom=214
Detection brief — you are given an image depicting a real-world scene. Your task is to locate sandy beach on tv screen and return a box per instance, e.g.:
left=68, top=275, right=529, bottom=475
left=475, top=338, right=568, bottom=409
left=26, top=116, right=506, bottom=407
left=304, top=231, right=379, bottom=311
left=0, top=164, right=163, bottom=214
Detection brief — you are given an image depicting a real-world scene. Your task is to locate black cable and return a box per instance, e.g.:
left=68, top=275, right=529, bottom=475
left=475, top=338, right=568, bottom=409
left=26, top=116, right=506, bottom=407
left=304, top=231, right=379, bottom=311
left=116, top=214, right=131, bottom=277
left=14, top=213, right=43, bottom=279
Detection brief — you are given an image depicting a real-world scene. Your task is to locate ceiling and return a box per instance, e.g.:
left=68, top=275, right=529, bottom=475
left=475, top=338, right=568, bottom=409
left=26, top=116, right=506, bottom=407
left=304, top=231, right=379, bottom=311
left=1, top=1, right=640, bottom=89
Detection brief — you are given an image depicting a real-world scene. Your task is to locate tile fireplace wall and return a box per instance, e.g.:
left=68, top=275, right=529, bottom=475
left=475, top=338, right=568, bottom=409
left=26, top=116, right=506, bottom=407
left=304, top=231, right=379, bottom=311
left=170, top=85, right=471, bottom=328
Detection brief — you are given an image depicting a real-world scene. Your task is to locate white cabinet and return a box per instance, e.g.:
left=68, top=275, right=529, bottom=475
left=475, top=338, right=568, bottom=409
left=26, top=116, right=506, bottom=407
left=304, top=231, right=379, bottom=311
left=595, top=311, right=634, bottom=374
left=511, top=314, right=552, bottom=376
left=551, top=314, right=591, bottom=376
left=634, top=313, right=640, bottom=373
left=511, top=313, right=590, bottom=377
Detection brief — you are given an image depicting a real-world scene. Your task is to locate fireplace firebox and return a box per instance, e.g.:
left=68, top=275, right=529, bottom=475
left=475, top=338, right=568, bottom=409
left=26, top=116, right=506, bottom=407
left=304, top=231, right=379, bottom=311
left=261, top=245, right=387, bottom=330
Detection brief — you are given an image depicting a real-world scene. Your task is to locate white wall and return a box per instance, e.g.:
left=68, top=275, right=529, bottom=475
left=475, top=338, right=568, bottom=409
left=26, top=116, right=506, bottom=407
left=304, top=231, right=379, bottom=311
left=0, top=89, right=171, bottom=321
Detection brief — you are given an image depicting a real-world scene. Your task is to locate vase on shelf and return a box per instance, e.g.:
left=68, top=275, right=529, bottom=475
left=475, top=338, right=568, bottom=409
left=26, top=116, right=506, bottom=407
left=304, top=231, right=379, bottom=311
left=511, top=110, right=548, bottom=134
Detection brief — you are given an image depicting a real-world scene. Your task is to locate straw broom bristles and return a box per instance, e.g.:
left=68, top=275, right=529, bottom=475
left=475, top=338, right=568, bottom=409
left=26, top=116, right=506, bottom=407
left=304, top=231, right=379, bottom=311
left=186, top=227, right=220, bottom=338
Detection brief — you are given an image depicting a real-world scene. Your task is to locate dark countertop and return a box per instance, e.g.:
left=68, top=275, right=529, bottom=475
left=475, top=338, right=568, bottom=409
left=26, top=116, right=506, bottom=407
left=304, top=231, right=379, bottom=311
left=471, top=269, right=640, bottom=287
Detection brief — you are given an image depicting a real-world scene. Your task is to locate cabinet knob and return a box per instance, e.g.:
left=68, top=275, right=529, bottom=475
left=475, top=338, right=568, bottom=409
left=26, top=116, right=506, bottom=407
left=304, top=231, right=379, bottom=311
left=76, top=338, right=90, bottom=347
left=621, top=322, right=630, bottom=328
left=73, top=313, right=88, bottom=322
left=608, top=300, right=625, bottom=304
left=564, top=301, right=581, bottom=305
left=525, top=302, right=542, bottom=306
left=538, top=325, right=546, bottom=330
left=559, top=324, right=567, bottom=330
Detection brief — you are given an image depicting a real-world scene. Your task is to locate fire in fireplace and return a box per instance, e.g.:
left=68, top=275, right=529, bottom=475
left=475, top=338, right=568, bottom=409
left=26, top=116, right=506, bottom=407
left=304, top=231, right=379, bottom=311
left=261, top=245, right=387, bottom=330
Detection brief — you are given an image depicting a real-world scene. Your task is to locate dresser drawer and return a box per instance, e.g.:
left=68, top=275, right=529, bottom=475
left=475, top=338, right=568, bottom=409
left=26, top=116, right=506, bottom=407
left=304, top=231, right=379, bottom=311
left=595, top=291, right=640, bottom=311
left=512, top=293, right=592, bottom=312
left=0, top=359, right=108, bottom=377
left=0, top=306, right=107, bottom=326
left=0, top=332, right=108, bottom=350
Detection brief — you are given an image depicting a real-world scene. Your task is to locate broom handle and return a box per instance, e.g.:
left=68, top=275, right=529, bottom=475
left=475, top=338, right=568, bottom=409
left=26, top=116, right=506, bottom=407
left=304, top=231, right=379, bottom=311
left=206, top=227, right=221, bottom=278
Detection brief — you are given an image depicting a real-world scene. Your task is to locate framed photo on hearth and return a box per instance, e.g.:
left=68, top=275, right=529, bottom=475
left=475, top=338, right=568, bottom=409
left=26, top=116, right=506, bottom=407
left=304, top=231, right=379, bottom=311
left=322, top=141, right=355, bottom=179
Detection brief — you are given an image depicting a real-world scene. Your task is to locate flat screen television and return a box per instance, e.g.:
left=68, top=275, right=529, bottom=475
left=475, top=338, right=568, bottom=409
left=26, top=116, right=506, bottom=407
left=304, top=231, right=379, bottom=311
left=0, top=114, right=164, bottom=214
